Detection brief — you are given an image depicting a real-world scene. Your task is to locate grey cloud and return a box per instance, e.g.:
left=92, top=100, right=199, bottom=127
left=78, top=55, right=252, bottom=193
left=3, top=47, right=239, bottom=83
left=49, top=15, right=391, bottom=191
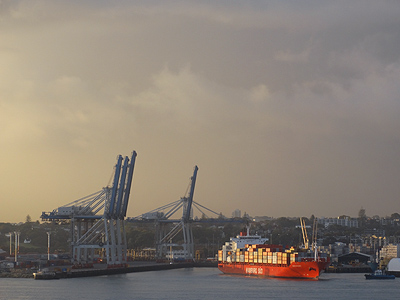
left=1, top=1, right=400, bottom=221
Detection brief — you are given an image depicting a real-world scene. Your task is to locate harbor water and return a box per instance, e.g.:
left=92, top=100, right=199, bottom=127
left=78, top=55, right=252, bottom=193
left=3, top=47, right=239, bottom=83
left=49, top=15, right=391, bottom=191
left=1, top=268, right=399, bottom=299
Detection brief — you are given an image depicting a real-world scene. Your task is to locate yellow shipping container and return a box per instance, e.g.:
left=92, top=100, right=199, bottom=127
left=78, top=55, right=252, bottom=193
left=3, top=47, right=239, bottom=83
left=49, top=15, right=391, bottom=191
left=263, top=255, right=268, bottom=264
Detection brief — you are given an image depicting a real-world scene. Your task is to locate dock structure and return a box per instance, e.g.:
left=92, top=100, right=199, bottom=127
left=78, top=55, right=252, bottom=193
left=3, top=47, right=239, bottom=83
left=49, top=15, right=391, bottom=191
left=127, top=166, right=200, bottom=261
left=41, top=151, right=137, bottom=267
left=155, top=166, right=198, bottom=261
left=127, top=166, right=246, bottom=261
left=32, top=261, right=217, bottom=279
left=40, top=151, right=244, bottom=267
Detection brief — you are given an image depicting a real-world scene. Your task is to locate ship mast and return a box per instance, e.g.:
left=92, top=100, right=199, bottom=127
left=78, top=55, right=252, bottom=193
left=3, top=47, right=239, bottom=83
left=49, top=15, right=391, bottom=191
left=312, top=218, right=318, bottom=260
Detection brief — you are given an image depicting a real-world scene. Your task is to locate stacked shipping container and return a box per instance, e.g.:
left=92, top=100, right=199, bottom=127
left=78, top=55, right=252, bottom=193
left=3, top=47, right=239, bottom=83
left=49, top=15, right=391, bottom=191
left=218, top=244, right=305, bottom=266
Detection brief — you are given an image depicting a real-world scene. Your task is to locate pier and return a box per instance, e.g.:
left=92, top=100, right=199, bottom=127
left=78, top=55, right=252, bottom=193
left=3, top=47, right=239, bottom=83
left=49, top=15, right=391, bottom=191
left=33, top=261, right=217, bottom=279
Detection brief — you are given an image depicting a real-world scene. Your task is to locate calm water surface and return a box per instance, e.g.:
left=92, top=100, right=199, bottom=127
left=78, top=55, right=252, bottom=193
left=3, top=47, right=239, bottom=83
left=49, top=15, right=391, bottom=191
left=1, top=268, right=399, bottom=299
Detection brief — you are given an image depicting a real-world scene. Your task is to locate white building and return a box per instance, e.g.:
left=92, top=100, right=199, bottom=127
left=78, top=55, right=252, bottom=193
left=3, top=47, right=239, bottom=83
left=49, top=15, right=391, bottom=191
left=318, top=216, right=358, bottom=228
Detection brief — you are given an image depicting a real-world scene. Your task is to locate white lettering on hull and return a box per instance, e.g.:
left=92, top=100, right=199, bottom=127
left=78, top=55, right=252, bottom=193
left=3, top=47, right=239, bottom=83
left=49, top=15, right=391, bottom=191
left=246, top=267, right=264, bottom=275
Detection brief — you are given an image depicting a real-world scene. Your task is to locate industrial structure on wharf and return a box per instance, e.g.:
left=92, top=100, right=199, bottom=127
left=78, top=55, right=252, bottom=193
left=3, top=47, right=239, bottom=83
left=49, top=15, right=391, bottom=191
left=41, top=151, right=137, bottom=268
left=39, top=151, right=239, bottom=269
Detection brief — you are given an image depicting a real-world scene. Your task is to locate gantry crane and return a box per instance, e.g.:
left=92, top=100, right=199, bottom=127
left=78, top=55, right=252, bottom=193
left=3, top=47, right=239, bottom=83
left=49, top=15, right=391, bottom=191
left=41, top=151, right=137, bottom=267
left=127, top=166, right=246, bottom=261
left=155, top=166, right=198, bottom=261
left=128, top=166, right=202, bottom=261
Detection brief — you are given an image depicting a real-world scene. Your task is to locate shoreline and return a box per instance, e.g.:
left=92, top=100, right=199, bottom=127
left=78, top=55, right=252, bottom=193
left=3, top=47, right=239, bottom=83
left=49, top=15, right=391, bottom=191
left=1, top=262, right=377, bottom=279
left=1, top=261, right=217, bottom=279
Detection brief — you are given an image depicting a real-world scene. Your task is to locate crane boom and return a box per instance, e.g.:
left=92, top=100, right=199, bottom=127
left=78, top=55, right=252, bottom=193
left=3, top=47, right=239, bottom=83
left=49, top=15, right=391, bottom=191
left=300, top=217, right=309, bottom=249
left=184, top=165, right=198, bottom=222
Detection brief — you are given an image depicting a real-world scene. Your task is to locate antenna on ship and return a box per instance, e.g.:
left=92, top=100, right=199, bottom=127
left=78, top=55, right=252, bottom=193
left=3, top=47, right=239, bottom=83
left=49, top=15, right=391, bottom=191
left=312, top=218, right=318, bottom=260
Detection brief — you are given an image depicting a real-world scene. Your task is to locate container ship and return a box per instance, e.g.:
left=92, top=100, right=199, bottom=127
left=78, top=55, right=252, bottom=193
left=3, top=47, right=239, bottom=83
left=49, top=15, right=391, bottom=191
left=218, top=228, right=330, bottom=279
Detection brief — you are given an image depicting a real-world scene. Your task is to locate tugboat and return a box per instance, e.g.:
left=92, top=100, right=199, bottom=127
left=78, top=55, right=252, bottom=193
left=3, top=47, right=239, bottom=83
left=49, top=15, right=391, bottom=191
left=33, top=269, right=60, bottom=280
left=365, top=252, right=395, bottom=279
left=365, top=269, right=395, bottom=280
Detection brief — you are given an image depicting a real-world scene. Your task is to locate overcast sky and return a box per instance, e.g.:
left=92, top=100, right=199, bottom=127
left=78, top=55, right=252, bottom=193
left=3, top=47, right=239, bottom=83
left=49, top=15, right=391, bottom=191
left=1, top=1, right=400, bottom=222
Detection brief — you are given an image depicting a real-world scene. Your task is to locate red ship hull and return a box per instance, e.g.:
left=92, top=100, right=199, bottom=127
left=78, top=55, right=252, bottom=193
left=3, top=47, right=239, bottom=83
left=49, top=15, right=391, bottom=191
left=218, top=260, right=330, bottom=279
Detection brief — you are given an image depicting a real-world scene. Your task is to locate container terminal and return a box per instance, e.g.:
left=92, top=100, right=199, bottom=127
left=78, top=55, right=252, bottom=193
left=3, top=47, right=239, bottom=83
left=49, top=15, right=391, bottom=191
left=17, top=150, right=230, bottom=279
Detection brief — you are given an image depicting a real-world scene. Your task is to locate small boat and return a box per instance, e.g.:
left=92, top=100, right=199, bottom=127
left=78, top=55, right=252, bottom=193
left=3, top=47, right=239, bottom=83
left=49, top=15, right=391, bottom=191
left=365, top=269, right=395, bottom=280
left=33, top=268, right=60, bottom=280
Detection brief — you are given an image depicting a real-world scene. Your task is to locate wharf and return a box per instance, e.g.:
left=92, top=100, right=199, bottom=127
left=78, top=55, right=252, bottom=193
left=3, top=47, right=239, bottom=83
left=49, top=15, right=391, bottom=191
left=325, top=266, right=372, bottom=273
left=34, top=261, right=217, bottom=280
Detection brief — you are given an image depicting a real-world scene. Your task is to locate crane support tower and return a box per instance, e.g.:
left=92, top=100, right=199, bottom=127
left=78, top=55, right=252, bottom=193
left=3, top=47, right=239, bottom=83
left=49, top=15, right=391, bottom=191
left=155, top=165, right=198, bottom=261
left=41, top=151, right=137, bottom=267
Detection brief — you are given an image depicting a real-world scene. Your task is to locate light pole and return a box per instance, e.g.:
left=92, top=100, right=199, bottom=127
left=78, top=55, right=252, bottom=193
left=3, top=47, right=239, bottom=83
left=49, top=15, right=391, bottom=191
left=8, top=232, right=13, bottom=256
left=14, top=231, right=18, bottom=262
left=17, top=232, right=20, bottom=255
left=47, top=232, right=51, bottom=260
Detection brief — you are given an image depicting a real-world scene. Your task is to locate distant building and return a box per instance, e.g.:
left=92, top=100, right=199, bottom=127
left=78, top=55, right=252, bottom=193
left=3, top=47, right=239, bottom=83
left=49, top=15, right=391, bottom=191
left=349, top=243, right=374, bottom=255
left=380, top=244, right=400, bottom=260
left=232, top=209, right=241, bottom=218
left=330, top=242, right=348, bottom=256
left=338, top=252, right=372, bottom=265
left=253, top=216, right=274, bottom=222
left=318, top=216, right=358, bottom=228
left=318, top=242, right=349, bottom=263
